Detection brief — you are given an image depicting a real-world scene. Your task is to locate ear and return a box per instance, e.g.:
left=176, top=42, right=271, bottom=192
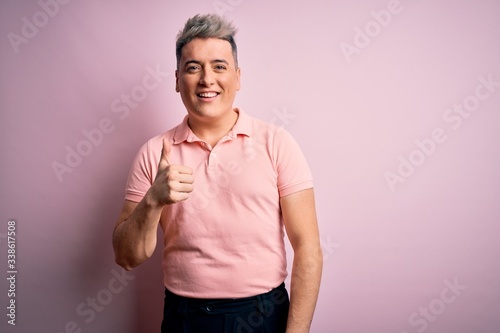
left=235, top=67, right=241, bottom=91
left=175, top=70, right=180, bottom=92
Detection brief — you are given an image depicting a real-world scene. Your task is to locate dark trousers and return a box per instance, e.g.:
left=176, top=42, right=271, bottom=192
left=161, top=283, right=289, bottom=333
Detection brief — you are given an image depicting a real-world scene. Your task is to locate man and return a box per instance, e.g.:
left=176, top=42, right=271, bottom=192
left=113, top=14, right=322, bottom=333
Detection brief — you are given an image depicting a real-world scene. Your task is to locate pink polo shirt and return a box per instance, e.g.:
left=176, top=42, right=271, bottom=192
left=124, top=109, right=313, bottom=298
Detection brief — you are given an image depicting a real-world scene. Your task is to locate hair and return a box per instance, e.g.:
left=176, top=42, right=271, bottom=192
left=176, top=14, right=238, bottom=69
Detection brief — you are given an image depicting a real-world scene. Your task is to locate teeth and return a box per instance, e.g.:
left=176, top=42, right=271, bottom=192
left=198, top=92, right=218, bottom=98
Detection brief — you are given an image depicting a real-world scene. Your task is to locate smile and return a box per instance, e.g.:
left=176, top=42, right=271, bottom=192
left=197, top=92, right=220, bottom=98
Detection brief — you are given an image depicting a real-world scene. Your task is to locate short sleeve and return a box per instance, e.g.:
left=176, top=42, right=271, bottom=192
left=273, top=127, right=313, bottom=197
left=124, top=138, right=162, bottom=203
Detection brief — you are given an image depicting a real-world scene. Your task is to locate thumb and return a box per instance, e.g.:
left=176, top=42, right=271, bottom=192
left=158, top=138, right=171, bottom=169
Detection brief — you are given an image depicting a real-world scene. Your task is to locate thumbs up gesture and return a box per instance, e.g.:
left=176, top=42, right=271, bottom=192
left=151, top=139, right=194, bottom=205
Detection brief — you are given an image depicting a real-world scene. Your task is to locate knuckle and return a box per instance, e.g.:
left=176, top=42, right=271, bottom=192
left=166, top=172, right=178, bottom=182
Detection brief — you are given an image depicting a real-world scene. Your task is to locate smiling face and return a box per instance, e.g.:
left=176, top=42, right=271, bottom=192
left=176, top=38, right=241, bottom=125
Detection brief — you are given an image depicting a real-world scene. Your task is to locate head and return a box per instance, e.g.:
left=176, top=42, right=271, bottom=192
left=176, top=14, right=238, bottom=70
left=175, top=14, right=241, bottom=125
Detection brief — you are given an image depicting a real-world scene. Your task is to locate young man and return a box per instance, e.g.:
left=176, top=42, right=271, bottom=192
left=113, top=14, right=322, bottom=333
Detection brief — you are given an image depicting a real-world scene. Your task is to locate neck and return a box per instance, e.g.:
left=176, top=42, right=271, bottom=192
left=187, top=109, right=239, bottom=147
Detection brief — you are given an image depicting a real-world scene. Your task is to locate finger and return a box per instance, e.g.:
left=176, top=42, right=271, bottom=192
left=173, top=165, right=193, bottom=176
left=175, top=173, right=195, bottom=185
left=170, top=191, right=190, bottom=203
left=170, top=182, right=194, bottom=194
left=158, top=138, right=171, bottom=169
left=162, top=138, right=171, bottom=164
left=165, top=168, right=194, bottom=185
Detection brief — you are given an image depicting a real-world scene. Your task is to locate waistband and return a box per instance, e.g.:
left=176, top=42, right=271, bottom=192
left=164, top=282, right=288, bottom=311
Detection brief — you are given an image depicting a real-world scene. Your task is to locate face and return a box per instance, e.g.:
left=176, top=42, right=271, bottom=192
left=176, top=38, right=241, bottom=123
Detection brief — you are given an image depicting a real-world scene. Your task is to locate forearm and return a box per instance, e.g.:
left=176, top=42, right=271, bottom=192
left=286, top=245, right=323, bottom=333
left=113, top=191, right=164, bottom=270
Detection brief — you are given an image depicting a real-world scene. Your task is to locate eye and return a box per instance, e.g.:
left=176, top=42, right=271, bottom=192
left=186, top=65, right=200, bottom=73
left=214, top=64, right=227, bottom=71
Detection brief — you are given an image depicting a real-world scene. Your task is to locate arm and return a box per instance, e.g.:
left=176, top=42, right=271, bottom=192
left=281, top=188, right=323, bottom=333
left=112, top=196, right=162, bottom=271
left=112, top=139, right=194, bottom=271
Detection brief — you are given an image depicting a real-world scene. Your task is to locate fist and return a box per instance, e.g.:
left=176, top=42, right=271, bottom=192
left=152, top=138, right=194, bottom=205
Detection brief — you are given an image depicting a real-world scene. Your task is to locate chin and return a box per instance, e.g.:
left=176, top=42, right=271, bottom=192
left=193, top=106, right=231, bottom=118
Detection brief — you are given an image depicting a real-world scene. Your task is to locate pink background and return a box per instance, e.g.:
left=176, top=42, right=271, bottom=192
left=1, top=0, right=500, bottom=332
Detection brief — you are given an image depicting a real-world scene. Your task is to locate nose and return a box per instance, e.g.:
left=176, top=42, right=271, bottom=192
left=199, top=68, right=215, bottom=86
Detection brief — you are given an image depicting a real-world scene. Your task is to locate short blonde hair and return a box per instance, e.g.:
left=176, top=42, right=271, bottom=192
left=176, top=14, right=238, bottom=69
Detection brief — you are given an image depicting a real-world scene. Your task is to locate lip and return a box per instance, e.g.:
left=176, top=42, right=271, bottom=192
left=196, top=91, right=220, bottom=102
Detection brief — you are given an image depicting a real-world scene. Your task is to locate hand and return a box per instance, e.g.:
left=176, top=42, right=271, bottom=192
left=150, top=138, right=194, bottom=205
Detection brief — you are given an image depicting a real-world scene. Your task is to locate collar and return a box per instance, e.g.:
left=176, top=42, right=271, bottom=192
left=173, top=108, right=253, bottom=144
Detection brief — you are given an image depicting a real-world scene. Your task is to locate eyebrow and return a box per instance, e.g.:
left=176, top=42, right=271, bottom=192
left=183, top=59, right=229, bottom=67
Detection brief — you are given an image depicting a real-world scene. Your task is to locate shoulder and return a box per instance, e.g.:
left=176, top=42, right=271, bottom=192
left=240, top=110, right=294, bottom=143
